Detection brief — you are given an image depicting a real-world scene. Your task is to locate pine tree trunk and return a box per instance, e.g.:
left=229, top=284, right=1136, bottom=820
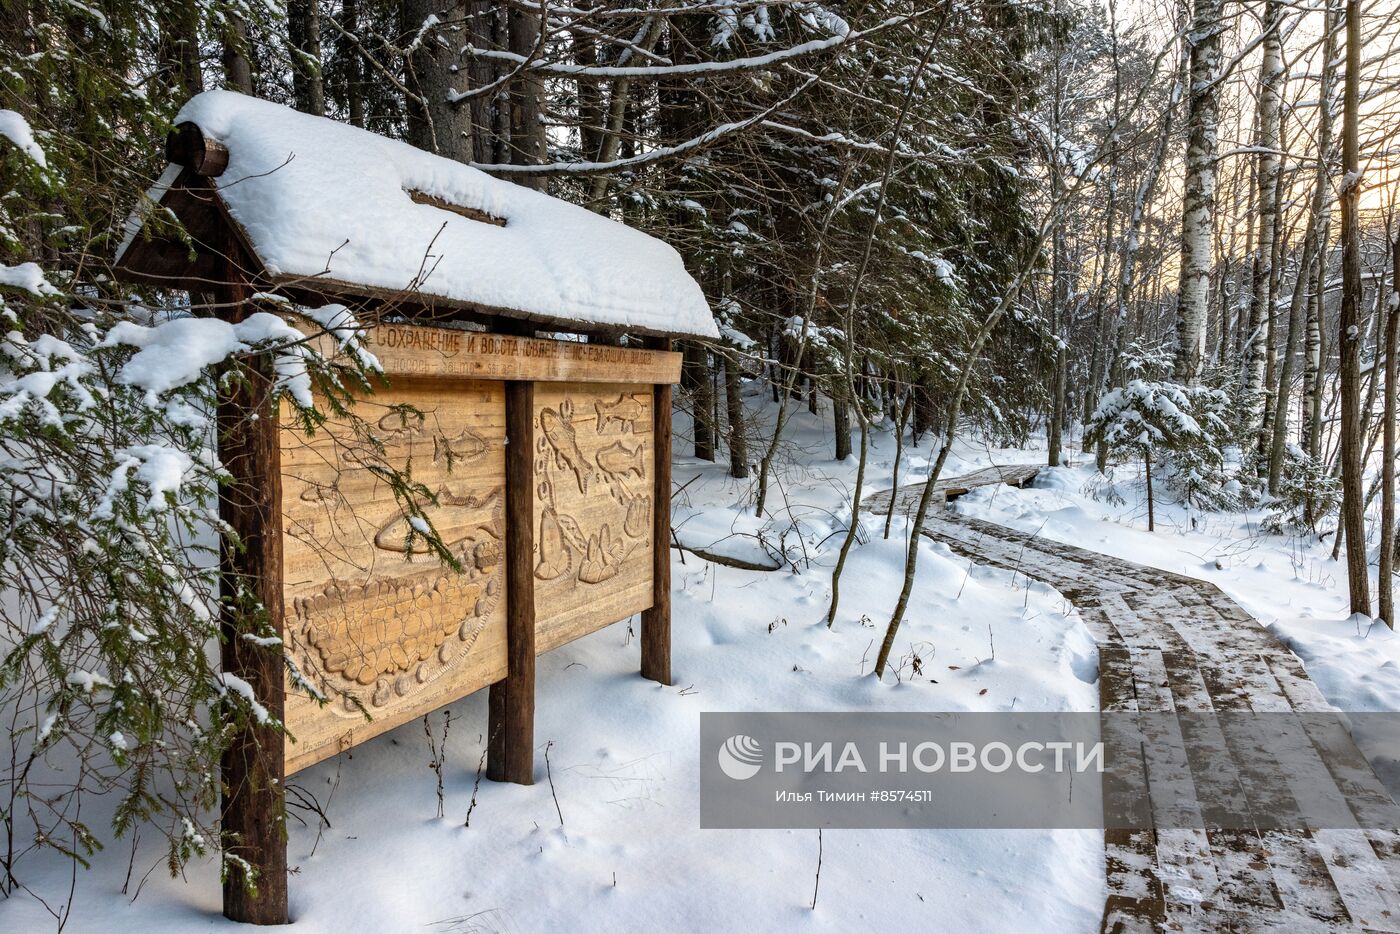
left=221, top=14, right=252, bottom=94
left=724, top=351, right=748, bottom=478
left=402, top=1, right=473, bottom=159
left=833, top=378, right=852, bottom=461
left=1048, top=221, right=1067, bottom=467
left=574, top=25, right=603, bottom=170
left=912, top=379, right=935, bottom=440
left=508, top=4, right=547, bottom=190
left=684, top=343, right=715, bottom=462
left=1173, top=0, right=1224, bottom=384
left=1339, top=0, right=1370, bottom=616
left=1379, top=235, right=1399, bottom=627
left=288, top=0, right=325, bottom=115
left=343, top=0, right=365, bottom=127
left=1145, top=453, right=1155, bottom=532
left=158, top=0, right=203, bottom=101
left=467, top=1, right=501, bottom=163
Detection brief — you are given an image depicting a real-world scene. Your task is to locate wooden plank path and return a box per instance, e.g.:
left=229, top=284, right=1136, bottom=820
left=870, top=467, right=1400, bottom=932
left=863, top=462, right=1041, bottom=516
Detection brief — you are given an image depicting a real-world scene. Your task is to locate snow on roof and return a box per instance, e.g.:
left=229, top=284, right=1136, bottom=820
left=125, top=90, right=717, bottom=339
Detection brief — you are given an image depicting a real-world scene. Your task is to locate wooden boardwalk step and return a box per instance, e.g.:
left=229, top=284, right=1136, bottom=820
left=867, top=468, right=1400, bottom=932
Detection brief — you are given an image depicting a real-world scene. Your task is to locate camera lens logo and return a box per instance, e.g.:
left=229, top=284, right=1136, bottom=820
left=718, top=734, right=764, bottom=781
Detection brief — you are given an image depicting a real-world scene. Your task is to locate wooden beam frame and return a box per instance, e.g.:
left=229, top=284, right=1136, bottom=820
left=217, top=273, right=289, bottom=925
left=641, top=337, right=673, bottom=685
left=487, top=380, right=537, bottom=785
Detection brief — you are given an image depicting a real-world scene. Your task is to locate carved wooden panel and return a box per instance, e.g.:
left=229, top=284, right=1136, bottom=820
left=532, top=382, right=655, bottom=652
left=279, top=377, right=508, bottom=774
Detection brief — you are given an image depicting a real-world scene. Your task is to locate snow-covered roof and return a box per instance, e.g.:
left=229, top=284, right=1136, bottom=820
left=118, top=90, right=717, bottom=339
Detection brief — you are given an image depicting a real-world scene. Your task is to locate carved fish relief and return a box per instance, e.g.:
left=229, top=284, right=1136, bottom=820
left=299, top=479, right=341, bottom=503
left=535, top=507, right=572, bottom=581
left=373, top=515, right=440, bottom=555
left=377, top=409, right=428, bottom=439
left=597, top=440, right=646, bottom=480
left=372, top=486, right=502, bottom=555
left=338, top=410, right=430, bottom=471
left=594, top=393, right=649, bottom=434
left=539, top=407, right=591, bottom=494
left=433, top=426, right=490, bottom=465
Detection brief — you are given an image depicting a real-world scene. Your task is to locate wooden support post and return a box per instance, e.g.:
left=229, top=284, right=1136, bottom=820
left=217, top=279, right=289, bottom=925
left=487, top=380, right=536, bottom=784
left=641, top=338, right=673, bottom=685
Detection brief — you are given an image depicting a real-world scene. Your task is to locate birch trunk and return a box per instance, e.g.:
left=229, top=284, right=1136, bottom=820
left=1245, top=1, right=1284, bottom=429
left=1274, top=0, right=1337, bottom=484
left=1173, top=0, right=1224, bottom=384
left=1305, top=223, right=1330, bottom=460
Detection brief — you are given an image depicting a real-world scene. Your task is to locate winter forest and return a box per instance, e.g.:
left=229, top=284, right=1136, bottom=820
left=6, top=0, right=1400, bottom=931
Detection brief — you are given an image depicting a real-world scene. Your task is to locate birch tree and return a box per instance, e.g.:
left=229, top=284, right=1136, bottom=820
left=1173, top=0, right=1225, bottom=384
left=1244, top=0, right=1285, bottom=446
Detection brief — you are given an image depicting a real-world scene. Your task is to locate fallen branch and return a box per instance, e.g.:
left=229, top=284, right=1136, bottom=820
left=670, top=541, right=782, bottom=572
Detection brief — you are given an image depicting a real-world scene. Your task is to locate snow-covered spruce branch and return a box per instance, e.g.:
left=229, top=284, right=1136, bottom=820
left=0, top=272, right=472, bottom=893
left=460, top=12, right=926, bottom=80
left=470, top=74, right=820, bottom=175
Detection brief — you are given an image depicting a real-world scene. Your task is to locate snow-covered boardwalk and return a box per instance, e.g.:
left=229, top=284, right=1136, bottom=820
left=863, top=463, right=1042, bottom=516
left=876, top=471, right=1400, bottom=931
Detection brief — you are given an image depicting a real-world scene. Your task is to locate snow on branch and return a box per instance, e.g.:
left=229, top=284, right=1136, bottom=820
left=461, top=12, right=924, bottom=80
left=0, top=109, right=46, bottom=167
left=472, top=74, right=820, bottom=175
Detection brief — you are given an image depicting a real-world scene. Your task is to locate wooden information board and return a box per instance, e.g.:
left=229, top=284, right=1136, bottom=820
left=277, top=325, right=678, bottom=773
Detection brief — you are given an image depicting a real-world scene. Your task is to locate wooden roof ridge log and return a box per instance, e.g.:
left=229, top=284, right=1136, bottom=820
left=115, top=90, right=718, bottom=340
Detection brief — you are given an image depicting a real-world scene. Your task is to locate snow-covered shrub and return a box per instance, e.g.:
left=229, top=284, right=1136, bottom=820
left=0, top=265, right=415, bottom=890
left=1083, top=344, right=1239, bottom=526
left=1262, top=445, right=1341, bottom=536
left=1154, top=383, right=1247, bottom=513
left=0, top=99, right=451, bottom=891
left=1080, top=470, right=1127, bottom=507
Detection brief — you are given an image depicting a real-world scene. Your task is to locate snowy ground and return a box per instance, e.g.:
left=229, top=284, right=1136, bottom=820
left=7, top=389, right=1400, bottom=932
